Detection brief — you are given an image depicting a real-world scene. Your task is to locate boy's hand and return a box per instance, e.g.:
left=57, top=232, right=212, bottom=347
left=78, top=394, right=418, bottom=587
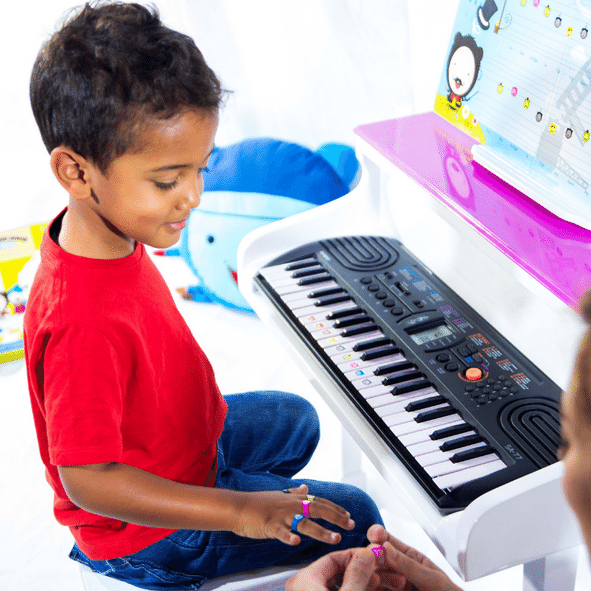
left=367, top=525, right=463, bottom=591
left=231, top=484, right=355, bottom=545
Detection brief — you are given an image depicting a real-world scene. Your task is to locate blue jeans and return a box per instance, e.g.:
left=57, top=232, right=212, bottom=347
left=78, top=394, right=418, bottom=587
left=70, top=392, right=383, bottom=589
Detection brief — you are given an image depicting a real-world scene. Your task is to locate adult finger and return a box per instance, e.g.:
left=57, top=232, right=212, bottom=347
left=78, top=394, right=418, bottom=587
left=340, top=547, right=379, bottom=591
left=366, top=524, right=410, bottom=552
left=286, top=550, right=355, bottom=591
left=383, top=543, right=461, bottom=591
left=367, top=543, right=407, bottom=591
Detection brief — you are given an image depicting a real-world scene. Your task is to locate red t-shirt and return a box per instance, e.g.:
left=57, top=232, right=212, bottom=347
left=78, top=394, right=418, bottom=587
left=24, top=210, right=228, bottom=560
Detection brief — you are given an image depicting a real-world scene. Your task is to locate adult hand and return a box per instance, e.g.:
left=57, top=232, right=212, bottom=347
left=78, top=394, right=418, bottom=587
left=232, top=484, right=355, bottom=546
left=286, top=546, right=382, bottom=591
left=368, top=524, right=463, bottom=591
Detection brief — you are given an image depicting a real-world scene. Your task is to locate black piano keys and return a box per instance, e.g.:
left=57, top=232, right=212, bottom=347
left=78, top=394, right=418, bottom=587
left=255, top=237, right=561, bottom=512
left=259, top=259, right=507, bottom=494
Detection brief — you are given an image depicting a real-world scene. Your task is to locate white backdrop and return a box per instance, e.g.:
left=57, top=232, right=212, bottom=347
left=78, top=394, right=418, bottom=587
left=2, top=2, right=508, bottom=590
left=4, top=3, right=591, bottom=590
left=0, top=0, right=458, bottom=231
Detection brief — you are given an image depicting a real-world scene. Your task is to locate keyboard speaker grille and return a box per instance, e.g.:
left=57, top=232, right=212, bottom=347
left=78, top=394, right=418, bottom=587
left=498, top=397, right=561, bottom=468
left=320, top=236, right=399, bottom=271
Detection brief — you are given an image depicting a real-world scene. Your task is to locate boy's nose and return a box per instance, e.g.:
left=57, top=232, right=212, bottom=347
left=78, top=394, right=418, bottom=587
left=182, top=182, right=201, bottom=210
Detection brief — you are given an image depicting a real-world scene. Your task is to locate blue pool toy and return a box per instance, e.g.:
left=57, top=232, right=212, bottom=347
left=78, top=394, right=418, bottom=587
left=169, top=138, right=359, bottom=312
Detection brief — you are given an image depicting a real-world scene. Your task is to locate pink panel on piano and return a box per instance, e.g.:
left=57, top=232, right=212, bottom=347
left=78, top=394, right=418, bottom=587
left=355, top=112, right=591, bottom=310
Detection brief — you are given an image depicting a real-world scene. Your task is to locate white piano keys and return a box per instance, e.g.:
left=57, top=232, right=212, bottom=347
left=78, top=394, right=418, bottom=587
left=317, top=330, right=383, bottom=350
left=328, top=346, right=400, bottom=367
left=259, top=259, right=319, bottom=281
left=425, top=452, right=497, bottom=479
left=389, top=413, right=461, bottom=437
left=260, top=256, right=510, bottom=496
left=281, top=280, right=341, bottom=303
left=350, top=373, right=399, bottom=390
left=260, top=263, right=333, bottom=294
left=382, top=403, right=452, bottom=427
left=357, top=382, right=427, bottom=401
left=276, top=281, right=335, bottom=297
left=433, top=458, right=507, bottom=491
left=287, top=293, right=353, bottom=312
left=372, top=390, right=442, bottom=417
left=416, top=442, right=489, bottom=469
left=297, top=301, right=357, bottom=321
left=405, top=430, right=478, bottom=456
left=323, top=337, right=391, bottom=357
left=339, top=351, right=406, bottom=373
left=397, top=419, right=467, bottom=447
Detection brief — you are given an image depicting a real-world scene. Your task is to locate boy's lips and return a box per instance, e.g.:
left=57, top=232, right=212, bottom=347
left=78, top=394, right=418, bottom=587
left=165, top=219, right=188, bottom=232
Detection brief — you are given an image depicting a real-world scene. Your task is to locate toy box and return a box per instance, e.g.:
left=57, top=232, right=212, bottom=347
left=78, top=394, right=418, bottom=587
left=0, top=222, right=46, bottom=369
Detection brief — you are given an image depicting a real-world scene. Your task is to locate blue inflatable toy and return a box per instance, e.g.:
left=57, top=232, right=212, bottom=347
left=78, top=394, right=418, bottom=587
left=168, top=138, right=359, bottom=312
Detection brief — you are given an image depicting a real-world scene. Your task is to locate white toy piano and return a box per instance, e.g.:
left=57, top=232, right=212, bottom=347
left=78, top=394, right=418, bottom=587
left=238, top=1, right=591, bottom=589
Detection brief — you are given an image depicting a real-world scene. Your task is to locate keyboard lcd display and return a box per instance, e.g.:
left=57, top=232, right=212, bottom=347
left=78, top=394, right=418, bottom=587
left=410, top=324, right=454, bottom=346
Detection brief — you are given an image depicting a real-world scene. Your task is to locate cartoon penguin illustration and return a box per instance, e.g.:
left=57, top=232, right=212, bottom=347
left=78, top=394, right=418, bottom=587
left=446, top=33, right=484, bottom=111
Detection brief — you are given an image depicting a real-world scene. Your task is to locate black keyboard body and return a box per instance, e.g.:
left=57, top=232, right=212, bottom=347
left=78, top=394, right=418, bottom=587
left=255, top=236, right=561, bottom=512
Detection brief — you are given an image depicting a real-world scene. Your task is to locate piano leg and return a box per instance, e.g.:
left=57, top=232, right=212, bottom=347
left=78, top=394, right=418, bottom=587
left=340, top=423, right=367, bottom=490
left=522, top=547, right=579, bottom=591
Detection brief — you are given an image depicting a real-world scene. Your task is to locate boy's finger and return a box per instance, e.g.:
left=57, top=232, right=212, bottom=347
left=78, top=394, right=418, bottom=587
left=294, top=517, right=343, bottom=545
left=286, top=484, right=308, bottom=495
left=274, top=522, right=301, bottom=546
left=305, top=498, right=355, bottom=531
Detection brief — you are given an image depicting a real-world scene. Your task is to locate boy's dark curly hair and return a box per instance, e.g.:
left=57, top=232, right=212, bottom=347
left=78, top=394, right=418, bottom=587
left=30, top=1, right=227, bottom=173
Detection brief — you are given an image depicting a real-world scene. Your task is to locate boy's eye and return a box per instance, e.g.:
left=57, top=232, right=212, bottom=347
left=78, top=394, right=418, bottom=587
left=199, top=166, right=210, bottom=174
left=154, top=179, right=178, bottom=191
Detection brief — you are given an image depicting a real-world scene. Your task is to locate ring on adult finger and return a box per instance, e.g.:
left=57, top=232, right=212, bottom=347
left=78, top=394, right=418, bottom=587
left=302, top=499, right=312, bottom=518
left=291, top=513, right=305, bottom=531
left=306, top=494, right=315, bottom=502
left=372, top=546, right=386, bottom=563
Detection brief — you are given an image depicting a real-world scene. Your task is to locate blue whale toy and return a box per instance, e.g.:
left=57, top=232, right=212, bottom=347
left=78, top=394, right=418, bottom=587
left=163, top=138, right=359, bottom=312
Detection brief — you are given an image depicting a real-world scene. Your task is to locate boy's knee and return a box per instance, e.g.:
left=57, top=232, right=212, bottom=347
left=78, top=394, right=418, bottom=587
left=266, top=391, right=320, bottom=436
left=309, top=481, right=383, bottom=533
left=346, top=484, right=383, bottom=531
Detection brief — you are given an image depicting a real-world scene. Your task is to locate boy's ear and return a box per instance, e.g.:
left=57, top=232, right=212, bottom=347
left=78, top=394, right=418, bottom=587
left=50, top=147, right=94, bottom=201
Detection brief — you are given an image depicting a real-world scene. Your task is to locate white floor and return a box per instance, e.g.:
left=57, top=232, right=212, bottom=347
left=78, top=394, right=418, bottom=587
left=1, top=253, right=589, bottom=590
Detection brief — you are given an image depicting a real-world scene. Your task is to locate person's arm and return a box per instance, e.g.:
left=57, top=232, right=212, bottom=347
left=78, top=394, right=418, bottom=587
left=58, top=462, right=354, bottom=545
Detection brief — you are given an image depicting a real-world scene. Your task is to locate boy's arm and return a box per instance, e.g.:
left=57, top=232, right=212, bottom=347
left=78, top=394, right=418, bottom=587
left=58, top=462, right=354, bottom=546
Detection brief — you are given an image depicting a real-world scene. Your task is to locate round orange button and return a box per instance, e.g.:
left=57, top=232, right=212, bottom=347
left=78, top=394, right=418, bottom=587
left=465, top=367, right=483, bottom=381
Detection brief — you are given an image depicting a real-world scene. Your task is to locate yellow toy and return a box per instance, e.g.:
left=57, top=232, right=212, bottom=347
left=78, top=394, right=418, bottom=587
left=0, top=222, right=46, bottom=368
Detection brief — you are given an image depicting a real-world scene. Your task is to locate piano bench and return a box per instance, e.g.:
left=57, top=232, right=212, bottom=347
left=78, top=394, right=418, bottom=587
left=79, top=562, right=306, bottom=590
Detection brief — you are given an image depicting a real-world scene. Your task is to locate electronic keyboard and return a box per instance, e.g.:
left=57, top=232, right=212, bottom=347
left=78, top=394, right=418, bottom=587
left=255, top=235, right=562, bottom=512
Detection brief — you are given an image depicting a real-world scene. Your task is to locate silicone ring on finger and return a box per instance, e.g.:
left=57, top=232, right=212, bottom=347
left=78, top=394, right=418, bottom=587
left=372, top=546, right=386, bottom=564
left=302, top=499, right=312, bottom=518
left=291, top=514, right=305, bottom=532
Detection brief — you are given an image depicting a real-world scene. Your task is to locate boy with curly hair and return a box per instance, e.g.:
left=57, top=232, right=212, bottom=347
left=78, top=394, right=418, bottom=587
left=25, top=2, right=382, bottom=588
